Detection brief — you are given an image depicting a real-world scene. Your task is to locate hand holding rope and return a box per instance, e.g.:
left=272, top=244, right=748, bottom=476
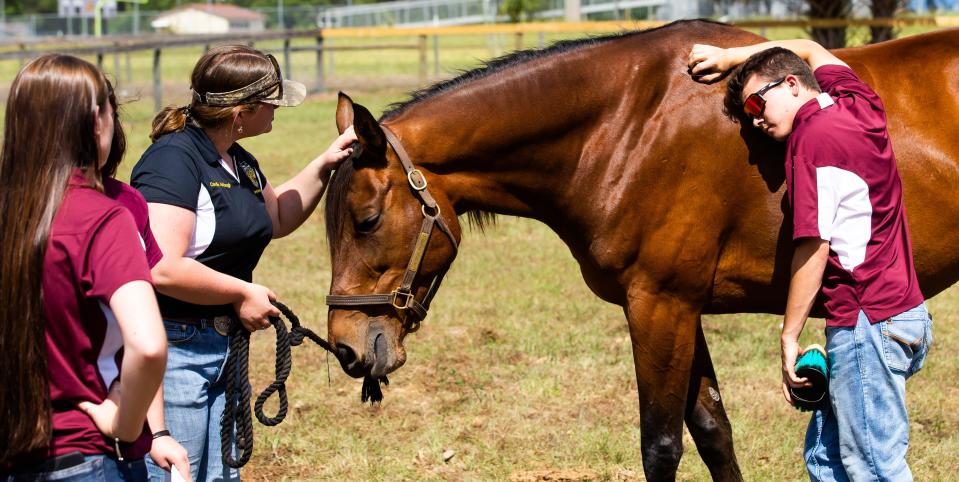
left=220, top=301, right=388, bottom=469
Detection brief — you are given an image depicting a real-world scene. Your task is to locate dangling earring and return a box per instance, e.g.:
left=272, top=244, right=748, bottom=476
left=237, top=125, right=244, bottom=135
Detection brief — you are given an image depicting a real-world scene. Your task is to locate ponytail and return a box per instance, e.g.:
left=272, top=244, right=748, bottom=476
left=150, top=105, right=189, bottom=142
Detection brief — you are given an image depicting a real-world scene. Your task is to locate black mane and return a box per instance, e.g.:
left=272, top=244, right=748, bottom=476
left=380, top=19, right=722, bottom=120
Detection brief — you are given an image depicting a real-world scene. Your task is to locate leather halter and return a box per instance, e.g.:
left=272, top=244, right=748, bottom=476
left=325, top=125, right=459, bottom=326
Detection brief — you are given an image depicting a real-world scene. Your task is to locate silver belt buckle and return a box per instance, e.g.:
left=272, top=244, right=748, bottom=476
left=213, top=316, right=233, bottom=336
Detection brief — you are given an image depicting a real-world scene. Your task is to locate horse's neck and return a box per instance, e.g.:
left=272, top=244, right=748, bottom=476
left=388, top=49, right=614, bottom=222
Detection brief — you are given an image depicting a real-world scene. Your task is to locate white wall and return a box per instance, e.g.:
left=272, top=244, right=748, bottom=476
left=152, top=9, right=230, bottom=34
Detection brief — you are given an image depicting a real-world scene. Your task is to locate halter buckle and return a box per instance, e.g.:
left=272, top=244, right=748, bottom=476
left=391, top=290, right=414, bottom=310
left=407, top=169, right=428, bottom=191
left=421, top=204, right=440, bottom=218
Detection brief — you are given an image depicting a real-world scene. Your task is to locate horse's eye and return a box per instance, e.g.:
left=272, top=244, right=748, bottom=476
left=355, top=214, right=381, bottom=234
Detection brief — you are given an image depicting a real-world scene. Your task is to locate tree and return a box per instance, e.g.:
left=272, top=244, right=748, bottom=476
left=868, top=0, right=909, bottom=43
left=806, top=0, right=852, bottom=48
left=4, top=0, right=58, bottom=15
left=500, top=0, right=543, bottom=22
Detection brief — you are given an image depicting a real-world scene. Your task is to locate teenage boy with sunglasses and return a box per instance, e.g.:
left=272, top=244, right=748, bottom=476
left=686, top=40, right=931, bottom=481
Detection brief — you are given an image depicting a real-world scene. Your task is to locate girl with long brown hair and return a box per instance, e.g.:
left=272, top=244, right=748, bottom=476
left=0, top=54, right=167, bottom=480
left=131, top=45, right=355, bottom=480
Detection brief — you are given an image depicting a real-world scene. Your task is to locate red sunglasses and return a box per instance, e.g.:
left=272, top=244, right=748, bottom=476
left=743, top=78, right=786, bottom=118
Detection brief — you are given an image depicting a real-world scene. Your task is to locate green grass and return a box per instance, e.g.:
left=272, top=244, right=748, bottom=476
left=5, top=25, right=957, bottom=481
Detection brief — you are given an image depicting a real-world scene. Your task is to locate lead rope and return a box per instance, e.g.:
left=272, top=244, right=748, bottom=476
left=220, top=301, right=389, bottom=469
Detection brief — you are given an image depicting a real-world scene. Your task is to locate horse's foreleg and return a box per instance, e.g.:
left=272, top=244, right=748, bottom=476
left=684, top=322, right=743, bottom=481
left=625, top=289, right=700, bottom=482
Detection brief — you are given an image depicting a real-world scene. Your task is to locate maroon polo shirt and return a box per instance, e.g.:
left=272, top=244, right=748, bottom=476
left=104, top=177, right=163, bottom=269
left=38, top=171, right=155, bottom=462
left=785, top=65, right=924, bottom=327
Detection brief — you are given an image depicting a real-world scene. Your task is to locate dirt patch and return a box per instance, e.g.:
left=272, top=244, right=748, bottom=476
left=509, top=469, right=600, bottom=482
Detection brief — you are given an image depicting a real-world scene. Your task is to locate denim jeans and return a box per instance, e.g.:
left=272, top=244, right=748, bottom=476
left=805, top=303, right=932, bottom=482
left=145, top=321, right=238, bottom=482
left=4, top=454, right=146, bottom=482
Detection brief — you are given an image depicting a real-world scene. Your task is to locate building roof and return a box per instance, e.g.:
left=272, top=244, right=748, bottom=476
left=156, top=3, right=266, bottom=21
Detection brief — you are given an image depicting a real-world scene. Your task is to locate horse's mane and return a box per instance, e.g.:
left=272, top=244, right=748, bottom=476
left=380, top=19, right=726, bottom=121
left=327, top=19, right=728, bottom=244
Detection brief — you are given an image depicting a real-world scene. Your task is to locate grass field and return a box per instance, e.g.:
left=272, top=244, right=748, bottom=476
left=6, top=24, right=958, bottom=481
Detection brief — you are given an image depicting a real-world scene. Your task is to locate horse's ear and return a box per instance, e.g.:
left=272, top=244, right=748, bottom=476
left=351, top=102, right=387, bottom=166
left=335, top=92, right=354, bottom=134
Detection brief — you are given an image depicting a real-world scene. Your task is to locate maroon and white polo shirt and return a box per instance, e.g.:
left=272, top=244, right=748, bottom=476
left=104, top=177, right=162, bottom=269
left=39, top=171, right=155, bottom=461
left=785, top=65, right=924, bottom=327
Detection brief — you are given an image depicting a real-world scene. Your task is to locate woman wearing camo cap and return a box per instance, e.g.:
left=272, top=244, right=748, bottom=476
left=132, top=45, right=356, bottom=481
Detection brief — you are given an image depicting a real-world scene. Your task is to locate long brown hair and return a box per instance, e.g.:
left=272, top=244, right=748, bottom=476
left=0, top=54, right=112, bottom=465
left=102, top=78, right=126, bottom=179
left=150, top=44, right=275, bottom=141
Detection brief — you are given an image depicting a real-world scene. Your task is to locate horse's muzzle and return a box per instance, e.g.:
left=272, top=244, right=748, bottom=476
left=334, top=318, right=406, bottom=378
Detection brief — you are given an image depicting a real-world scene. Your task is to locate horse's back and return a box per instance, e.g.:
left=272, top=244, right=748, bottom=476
left=848, top=29, right=959, bottom=299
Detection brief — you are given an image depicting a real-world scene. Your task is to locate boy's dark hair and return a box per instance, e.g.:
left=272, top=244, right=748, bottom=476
left=724, top=47, right=821, bottom=123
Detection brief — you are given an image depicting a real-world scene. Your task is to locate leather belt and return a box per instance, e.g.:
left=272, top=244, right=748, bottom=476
left=3, top=451, right=85, bottom=475
left=165, top=315, right=234, bottom=337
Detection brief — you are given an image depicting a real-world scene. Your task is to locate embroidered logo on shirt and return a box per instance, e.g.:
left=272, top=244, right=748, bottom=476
left=209, top=181, right=232, bottom=188
left=242, top=164, right=258, bottom=187
left=238, top=160, right=263, bottom=194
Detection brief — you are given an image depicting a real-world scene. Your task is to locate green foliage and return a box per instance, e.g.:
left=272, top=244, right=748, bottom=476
left=500, top=0, right=543, bottom=23
left=4, top=0, right=59, bottom=15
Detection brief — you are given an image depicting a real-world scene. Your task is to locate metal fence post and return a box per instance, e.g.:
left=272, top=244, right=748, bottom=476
left=125, top=52, right=132, bottom=83
left=153, top=48, right=162, bottom=112
left=418, top=34, right=427, bottom=84
left=433, top=35, right=439, bottom=76
left=316, top=35, right=325, bottom=92
left=112, top=46, right=120, bottom=80
left=328, top=37, right=334, bottom=76
left=283, top=38, right=291, bottom=79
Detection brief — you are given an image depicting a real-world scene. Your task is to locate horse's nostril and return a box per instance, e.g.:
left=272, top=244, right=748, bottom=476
left=335, top=343, right=368, bottom=379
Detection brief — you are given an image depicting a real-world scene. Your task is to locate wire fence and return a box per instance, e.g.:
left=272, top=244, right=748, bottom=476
left=8, top=1, right=955, bottom=37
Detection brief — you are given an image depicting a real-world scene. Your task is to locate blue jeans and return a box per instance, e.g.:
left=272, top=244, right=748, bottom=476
left=4, top=454, right=146, bottom=481
left=145, top=321, right=238, bottom=482
left=805, top=303, right=933, bottom=482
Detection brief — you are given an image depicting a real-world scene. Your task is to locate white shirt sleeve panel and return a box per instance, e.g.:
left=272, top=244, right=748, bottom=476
left=815, top=166, right=872, bottom=271
left=186, top=184, right=215, bottom=258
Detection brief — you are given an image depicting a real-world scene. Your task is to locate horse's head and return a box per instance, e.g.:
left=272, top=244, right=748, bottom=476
left=324, top=93, right=460, bottom=379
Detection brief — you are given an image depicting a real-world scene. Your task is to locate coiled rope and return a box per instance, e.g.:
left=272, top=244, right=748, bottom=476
left=220, top=301, right=389, bottom=468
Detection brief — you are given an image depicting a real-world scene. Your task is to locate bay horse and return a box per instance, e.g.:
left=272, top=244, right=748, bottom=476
left=323, top=19, right=959, bottom=480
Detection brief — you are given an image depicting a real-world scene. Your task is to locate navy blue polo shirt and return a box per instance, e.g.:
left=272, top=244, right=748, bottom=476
left=131, top=123, right=273, bottom=319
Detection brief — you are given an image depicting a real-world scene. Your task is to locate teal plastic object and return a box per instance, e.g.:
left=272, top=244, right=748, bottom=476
left=790, top=344, right=829, bottom=412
